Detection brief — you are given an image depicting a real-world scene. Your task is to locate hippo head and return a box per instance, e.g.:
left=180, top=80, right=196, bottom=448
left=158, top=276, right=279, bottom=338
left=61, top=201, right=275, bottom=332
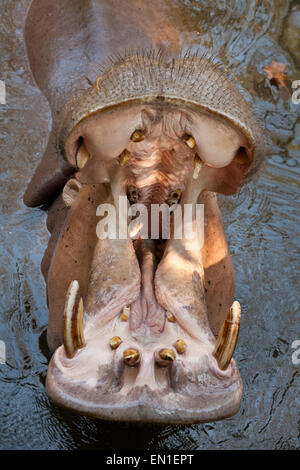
left=25, top=53, right=265, bottom=423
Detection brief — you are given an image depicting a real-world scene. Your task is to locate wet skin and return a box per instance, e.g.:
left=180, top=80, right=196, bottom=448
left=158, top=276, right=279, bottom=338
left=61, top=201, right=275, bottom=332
left=23, top=0, right=265, bottom=423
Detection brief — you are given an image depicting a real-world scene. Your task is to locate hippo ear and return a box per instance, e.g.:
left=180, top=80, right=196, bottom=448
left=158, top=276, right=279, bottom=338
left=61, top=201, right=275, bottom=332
left=24, top=130, right=75, bottom=207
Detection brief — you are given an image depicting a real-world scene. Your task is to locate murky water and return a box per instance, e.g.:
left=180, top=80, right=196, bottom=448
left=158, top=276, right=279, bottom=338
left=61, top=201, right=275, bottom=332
left=0, top=0, right=299, bottom=450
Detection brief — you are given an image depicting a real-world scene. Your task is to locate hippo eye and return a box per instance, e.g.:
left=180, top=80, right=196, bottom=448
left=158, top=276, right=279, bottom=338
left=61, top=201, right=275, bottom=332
left=130, top=129, right=145, bottom=142
left=182, top=134, right=196, bottom=149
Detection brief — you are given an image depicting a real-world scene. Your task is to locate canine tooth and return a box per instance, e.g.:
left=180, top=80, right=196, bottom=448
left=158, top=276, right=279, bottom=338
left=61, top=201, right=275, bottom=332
left=63, top=280, right=86, bottom=359
left=130, top=129, right=145, bottom=142
left=119, top=149, right=131, bottom=166
left=183, top=134, right=196, bottom=149
left=193, top=154, right=203, bottom=179
left=213, top=300, right=241, bottom=370
left=123, top=348, right=140, bottom=366
left=76, top=141, right=89, bottom=169
left=76, top=298, right=85, bottom=347
left=159, top=348, right=176, bottom=362
left=166, top=311, right=176, bottom=323
left=110, top=336, right=122, bottom=350
left=173, top=339, right=187, bottom=354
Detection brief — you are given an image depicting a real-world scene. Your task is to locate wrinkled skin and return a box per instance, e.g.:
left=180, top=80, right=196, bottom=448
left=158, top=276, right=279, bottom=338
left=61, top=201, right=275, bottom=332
left=23, top=0, right=265, bottom=423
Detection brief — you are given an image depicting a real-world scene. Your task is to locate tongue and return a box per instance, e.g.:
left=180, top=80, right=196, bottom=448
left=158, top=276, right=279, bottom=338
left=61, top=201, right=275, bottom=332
left=130, top=239, right=166, bottom=341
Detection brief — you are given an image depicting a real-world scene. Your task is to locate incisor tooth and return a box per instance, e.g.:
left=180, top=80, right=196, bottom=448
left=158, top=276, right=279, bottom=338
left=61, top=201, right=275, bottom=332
left=159, top=348, right=176, bottom=362
left=173, top=339, right=187, bottom=354
left=109, top=336, right=122, bottom=350
left=193, top=154, right=203, bottom=179
left=63, top=280, right=86, bottom=358
left=213, top=300, right=241, bottom=370
left=123, top=348, right=140, bottom=366
left=76, top=141, right=89, bottom=169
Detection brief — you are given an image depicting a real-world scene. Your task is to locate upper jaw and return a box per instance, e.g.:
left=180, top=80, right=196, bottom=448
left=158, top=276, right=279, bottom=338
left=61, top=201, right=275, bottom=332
left=58, top=52, right=264, bottom=180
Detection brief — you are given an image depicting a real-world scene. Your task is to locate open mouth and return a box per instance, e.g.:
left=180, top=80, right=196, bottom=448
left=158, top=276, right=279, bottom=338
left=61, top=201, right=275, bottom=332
left=44, top=99, right=251, bottom=423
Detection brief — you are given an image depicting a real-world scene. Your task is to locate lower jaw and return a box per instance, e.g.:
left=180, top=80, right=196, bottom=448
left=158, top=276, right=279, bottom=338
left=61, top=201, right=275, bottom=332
left=46, top=262, right=242, bottom=423
left=45, top=180, right=242, bottom=422
left=46, top=345, right=242, bottom=424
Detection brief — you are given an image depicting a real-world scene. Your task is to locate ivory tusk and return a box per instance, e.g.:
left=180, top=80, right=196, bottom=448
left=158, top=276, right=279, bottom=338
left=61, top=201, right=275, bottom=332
left=63, top=280, right=86, bottom=358
left=213, top=300, right=241, bottom=370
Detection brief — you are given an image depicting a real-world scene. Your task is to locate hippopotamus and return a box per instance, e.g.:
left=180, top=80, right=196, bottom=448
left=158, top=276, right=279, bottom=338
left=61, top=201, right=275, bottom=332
left=23, top=0, right=265, bottom=423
